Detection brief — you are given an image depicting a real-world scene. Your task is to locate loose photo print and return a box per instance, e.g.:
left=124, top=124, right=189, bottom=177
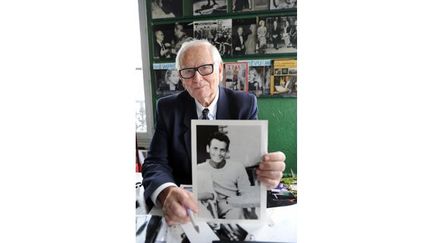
left=193, top=19, right=232, bottom=57
left=222, top=62, right=248, bottom=92
left=269, top=0, right=297, bottom=10
left=257, top=15, right=297, bottom=54
left=191, top=120, right=268, bottom=223
left=153, top=22, right=194, bottom=60
left=239, top=59, right=272, bottom=97
left=151, top=0, right=183, bottom=19
left=232, top=18, right=257, bottom=55
left=153, top=63, right=184, bottom=97
left=233, top=0, right=269, bottom=12
left=193, top=0, right=228, bottom=16
left=270, top=59, right=297, bottom=97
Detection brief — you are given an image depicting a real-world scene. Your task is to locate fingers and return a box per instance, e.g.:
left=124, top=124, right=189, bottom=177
left=162, top=188, right=198, bottom=225
left=256, top=151, right=287, bottom=189
left=259, top=159, right=286, bottom=171
left=262, top=151, right=286, bottom=162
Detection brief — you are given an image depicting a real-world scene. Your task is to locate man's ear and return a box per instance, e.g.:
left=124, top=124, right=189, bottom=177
left=218, top=62, right=223, bottom=82
left=206, top=145, right=210, bottom=153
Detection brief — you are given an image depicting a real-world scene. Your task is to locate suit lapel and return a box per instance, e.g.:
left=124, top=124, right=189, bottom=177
left=181, top=92, right=197, bottom=162
left=216, top=86, right=231, bottom=119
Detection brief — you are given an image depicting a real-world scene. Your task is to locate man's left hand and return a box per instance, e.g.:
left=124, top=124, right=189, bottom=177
left=256, top=151, right=286, bottom=189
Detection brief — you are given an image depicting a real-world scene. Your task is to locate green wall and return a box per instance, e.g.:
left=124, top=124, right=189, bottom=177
left=258, top=98, right=297, bottom=175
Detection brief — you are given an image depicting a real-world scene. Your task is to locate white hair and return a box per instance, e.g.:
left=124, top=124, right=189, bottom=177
left=175, top=39, right=223, bottom=71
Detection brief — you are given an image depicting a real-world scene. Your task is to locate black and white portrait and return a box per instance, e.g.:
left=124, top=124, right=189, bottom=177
left=193, top=0, right=227, bottom=16
left=192, top=120, right=267, bottom=222
left=269, top=0, right=297, bottom=10
left=193, top=19, right=232, bottom=57
left=151, top=0, right=183, bottom=19
left=153, top=24, right=175, bottom=60
left=257, top=15, right=297, bottom=54
left=232, top=18, right=257, bottom=55
left=153, top=63, right=184, bottom=97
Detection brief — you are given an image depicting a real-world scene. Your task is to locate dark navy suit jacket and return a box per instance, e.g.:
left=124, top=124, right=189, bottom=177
left=142, top=86, right=258, bottom=206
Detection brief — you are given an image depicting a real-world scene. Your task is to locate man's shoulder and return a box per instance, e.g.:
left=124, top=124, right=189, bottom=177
left=157, top=90, right=192, bottom=108
left=220, top=87, right=255, bottom=102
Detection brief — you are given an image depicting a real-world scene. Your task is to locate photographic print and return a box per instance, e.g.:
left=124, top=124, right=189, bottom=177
left=239, top=59, right=272, bottom=97
left=257, top=15, right=297, bottom=54
left=270, top=59, right=297, bottom=97
left=233, top=0, right=269, bottom=12
left=193, top=19, right=232, bottom=57
left=154, top=22, right=194, bottom=60
left=222, top=62, right=248, bottom=92
left=193, top=0, right=228, bottom=16
left=191, top=120, right=267, bottom=223
left=232, top=18, right=257, bottom=55
left=153, top=63, right=184, bottom=97
left=151, top=0, right=183, bottom=19
left=269, top=0, right=297, bottom=10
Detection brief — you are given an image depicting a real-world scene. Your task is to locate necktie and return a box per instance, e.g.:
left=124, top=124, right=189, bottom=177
left=202, top=108, right=209, bottom=120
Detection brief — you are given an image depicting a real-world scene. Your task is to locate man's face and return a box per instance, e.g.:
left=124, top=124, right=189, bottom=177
left=180, top=44, right=222, bottom=105
left=237, top=27, right=243, bottom=35
left=156, top=31, right=164, bottom=41
left=206, top=139, right=228, bottom=164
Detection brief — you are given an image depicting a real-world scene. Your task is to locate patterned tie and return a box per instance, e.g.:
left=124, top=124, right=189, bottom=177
left=202, top=108, right=209, bottom=120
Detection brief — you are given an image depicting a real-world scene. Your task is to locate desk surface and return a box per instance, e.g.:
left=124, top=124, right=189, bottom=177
left=136, top=204, right=297, bottom=243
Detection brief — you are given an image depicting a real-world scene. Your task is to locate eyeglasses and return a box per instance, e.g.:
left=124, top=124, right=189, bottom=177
left=179, top=63, right=214, bottom=79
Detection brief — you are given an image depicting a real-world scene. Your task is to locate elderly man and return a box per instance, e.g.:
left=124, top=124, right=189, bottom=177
left=142, top=39, right=286, bottom=225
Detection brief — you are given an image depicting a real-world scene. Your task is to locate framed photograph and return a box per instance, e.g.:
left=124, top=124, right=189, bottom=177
left=232, top=18, right=257, bottom=55
left=153, top=63, right=184, bottom=97
left=193, top=0, right=228, bottom=16
left=257, top=15, right=297, bottom=54
left=193, top=19, right=232, bottom=57
left=191, top=120, right=268, bottom=223
left=269, top=0, right=297, bottom=10
left=153, top=24, right=176, bottom=60
left=222, top=62, right=249, bottom=92
left=233, top=0, right=269, bottom=12
left=151, top=0, right=183, bottom=19
left=239, top=59, right=272, bottom=97
left=270, top=59, right=297, bottom=97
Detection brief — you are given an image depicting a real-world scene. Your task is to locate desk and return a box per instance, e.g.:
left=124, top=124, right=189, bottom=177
left=136, top=204, right=297, bottom=243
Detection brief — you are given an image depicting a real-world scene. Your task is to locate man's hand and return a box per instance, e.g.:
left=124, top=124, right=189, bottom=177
left=158, top=186, right=199, bottom=225
left=256, top=151, right=286, bottom=189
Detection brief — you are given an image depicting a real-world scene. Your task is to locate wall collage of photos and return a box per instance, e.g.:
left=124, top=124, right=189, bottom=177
left=147, top=0, right=297, bottom=100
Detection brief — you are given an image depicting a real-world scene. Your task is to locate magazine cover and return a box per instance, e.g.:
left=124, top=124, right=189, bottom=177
left=232, top=18, right=257, bottom=56
left=239, top=59, right=272, bottom=97
left=257, top=15, right=297, bottom=54
left=151, top=0, right=183, bottom=19
left=153, top=63, right=184, bottom=97
left=193, top=0, right=228, bottom=16
left=270, top=59, right=297, bottom=97
left=222, top=62, right=249, bottom=92
left=193, top=19, right=232, bottom=57
left=233, top=0, right=269, bottom=12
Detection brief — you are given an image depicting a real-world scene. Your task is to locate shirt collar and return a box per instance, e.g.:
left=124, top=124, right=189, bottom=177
left=195, top=88, right=219, bottom=120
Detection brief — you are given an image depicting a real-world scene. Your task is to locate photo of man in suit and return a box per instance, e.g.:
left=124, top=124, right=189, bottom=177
left=232, top=26, right=246, bottom=56
left=141, top=39, right=286, bottom=225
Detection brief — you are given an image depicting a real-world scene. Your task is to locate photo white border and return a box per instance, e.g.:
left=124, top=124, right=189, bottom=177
left=191, top=119, right=267, bottom=224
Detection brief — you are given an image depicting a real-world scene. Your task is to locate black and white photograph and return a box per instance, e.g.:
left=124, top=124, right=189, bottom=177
left=193, top=19, right=232, bottom=57
left=257, top=15, right=297, bottom=54
left=232, top=18, right=257, bottom=55
left=191, top=120, right=267, bottom=223
left=240, top=59, right=272, bottom=97
left=153, top=22, right=194, bottom=60
left=233, top=0, right=269, bottom=12
left=223, top=62, right=249, bottom=92
left=193, top=0, right=228, bottom=16
left=151, top=0, right=183, bottom=19
left=153, top=63, right=184, bottom=97
left=269, top=0, right=297, bottom=10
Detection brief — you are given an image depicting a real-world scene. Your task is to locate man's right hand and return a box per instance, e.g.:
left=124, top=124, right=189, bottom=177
left=158, top=186, right=199, bottom=225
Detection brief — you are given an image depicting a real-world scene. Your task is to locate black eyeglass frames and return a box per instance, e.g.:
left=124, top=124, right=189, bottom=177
left=179, top=63, right=214, bottom=79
